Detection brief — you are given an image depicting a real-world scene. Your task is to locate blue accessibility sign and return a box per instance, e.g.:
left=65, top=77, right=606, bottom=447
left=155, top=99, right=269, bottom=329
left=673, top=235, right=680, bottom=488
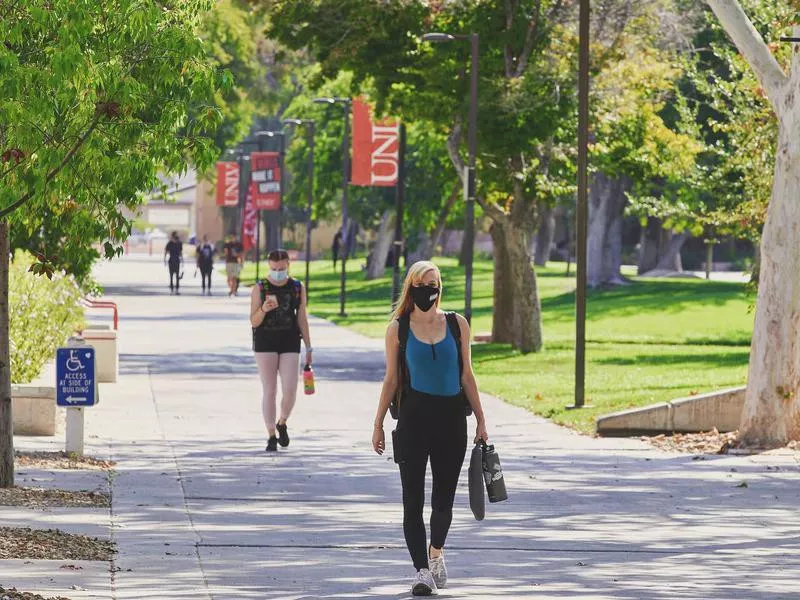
left=56, top=347, right=97, bottom=407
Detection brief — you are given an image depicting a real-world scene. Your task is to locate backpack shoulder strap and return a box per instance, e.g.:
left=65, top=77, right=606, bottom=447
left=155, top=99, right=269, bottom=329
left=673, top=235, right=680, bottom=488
left=397, top=314, right=410, bottom=353
left=445, top=311, right=464, bottom=377
left=397, top=314, right=411, bottom=383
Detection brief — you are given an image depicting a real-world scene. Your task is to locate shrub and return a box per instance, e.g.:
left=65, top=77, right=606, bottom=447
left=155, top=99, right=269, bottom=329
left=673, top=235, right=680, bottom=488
left=9, top=251, right=85, bottom=384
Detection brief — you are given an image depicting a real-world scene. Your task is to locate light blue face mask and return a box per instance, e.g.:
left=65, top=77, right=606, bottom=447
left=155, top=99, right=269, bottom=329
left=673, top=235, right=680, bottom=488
left=270, top=269, right=288, bottom=282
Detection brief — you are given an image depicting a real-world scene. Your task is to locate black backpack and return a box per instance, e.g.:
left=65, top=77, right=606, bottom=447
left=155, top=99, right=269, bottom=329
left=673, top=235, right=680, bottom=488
left=389, top=311, right=472, bottom=419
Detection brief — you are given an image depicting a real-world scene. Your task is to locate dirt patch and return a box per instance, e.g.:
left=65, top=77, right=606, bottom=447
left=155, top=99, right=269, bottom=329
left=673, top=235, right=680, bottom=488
left=0, top=586, right=72, bottom=600
left=642, top=429, right=740, bottom=454
left=15, top=451, right=115, bottom=471
left=0, top=527, right=114, bottom=560
left=0, top=487, right=110, bottom=509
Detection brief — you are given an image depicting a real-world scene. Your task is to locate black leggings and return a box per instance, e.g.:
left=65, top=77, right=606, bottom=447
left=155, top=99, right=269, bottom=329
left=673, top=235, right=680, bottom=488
left=397, top=390, right=467, bottom=571
left=169, top=263, right=180, bottom=290
left=200, top=269, right=212, bottom=290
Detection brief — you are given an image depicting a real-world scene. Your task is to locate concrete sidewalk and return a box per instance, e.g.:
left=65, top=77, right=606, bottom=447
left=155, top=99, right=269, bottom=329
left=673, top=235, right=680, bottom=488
left=5, top=254, right=800, bottom=599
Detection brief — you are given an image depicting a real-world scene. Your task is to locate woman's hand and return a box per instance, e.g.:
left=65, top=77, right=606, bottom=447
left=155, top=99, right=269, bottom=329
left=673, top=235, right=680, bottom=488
left=475, top=420, right=489, bottom=444
left=305, top=350, right=313, bottom=366
left=372, top=425, right=385, bottom=455
left=261, top=296, right=278, bottom=313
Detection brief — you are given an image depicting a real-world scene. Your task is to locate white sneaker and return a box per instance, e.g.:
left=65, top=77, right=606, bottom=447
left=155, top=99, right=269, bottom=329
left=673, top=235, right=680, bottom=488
left=411, top=568, right=438, bottom=596
left=429, top=553, right=447, bottom=588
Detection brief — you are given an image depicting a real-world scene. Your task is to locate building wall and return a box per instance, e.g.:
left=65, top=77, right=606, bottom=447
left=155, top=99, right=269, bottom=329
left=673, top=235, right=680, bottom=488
left=195, top=177, right=225, bottom=244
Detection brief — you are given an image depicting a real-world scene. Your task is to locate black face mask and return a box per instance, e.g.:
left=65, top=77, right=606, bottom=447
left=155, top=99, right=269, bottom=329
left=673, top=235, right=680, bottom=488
left=411, top=284, right=439, bottom=312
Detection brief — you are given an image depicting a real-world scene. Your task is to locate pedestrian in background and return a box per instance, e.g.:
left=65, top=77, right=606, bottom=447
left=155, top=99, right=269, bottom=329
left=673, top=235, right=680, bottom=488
left=332, top=231, right=342, bottom=272
left=196, top=235, right=215, bottom=296
left=164, top=231, right=183, bottom=295
left=223, top=235, right=243, bottom=296
left=372, top=260, right=488, bottom=596
left=250, top=249, right=313, bottom=452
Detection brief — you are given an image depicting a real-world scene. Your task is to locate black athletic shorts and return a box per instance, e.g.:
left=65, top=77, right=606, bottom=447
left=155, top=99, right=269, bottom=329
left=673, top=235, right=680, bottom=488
left=253, top=328, right=302, bottom=354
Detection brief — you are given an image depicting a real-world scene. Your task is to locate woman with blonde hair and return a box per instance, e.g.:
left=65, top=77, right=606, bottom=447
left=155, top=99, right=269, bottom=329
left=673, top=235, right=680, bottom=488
left=372, top=260, right=488, bottom=596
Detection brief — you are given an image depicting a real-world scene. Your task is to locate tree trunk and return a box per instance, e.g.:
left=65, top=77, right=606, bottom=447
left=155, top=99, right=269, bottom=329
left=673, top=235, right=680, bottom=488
left=366, top=210, right=395, bottom=280
left=491, top=220, right=542, bottom=352
left=506, top=222, right=543, bottom=352
left=638, top=219, right=688, bottom=275
left=490, top=222, right=514, bottom=343
left=0, top=220, right=13, bottom=487
left=420, top=187, right=459, bottom=261
left=534, top=202, right=555, bottom=267
left=654, top=231, right=688, bottom=272
left=638, top=218, right=661, bottom=274
left=740, top=120, right=800, bottom=446
left=587, top=172, right=628, bottom=287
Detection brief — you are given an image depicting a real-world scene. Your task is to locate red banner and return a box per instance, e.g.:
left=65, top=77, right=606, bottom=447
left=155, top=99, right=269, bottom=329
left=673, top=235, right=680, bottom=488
left=250, top=151, right=281, bottom=210
left=351, top=98, right=399, bottom=187
left=241, top=189, right=257, bottom=253
left=215, top=162, right=240, bottom=207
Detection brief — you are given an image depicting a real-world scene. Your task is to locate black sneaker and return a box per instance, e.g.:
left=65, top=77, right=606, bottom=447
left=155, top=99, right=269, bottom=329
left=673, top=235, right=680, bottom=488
left=276, top=422, right=290, bottom=447
left=265, top=436, right=278, bottom=452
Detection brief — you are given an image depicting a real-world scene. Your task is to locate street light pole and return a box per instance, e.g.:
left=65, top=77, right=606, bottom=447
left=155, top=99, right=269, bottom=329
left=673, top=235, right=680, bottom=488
left=314, top=97, right=352, bottom=317
left=254, top=132, right=270, bottom=281
left=284, top=119, right=316, bottom=298
left=422, top=32, right=478, bottom=324
left=392, top=123, right=407, bottom=305
left=465, top=33, right=478, bottom=326
left=573, top=0, right=590, bottom=409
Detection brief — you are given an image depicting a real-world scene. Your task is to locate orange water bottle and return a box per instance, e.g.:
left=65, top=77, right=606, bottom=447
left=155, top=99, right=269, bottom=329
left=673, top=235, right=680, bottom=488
left=303, top=364, right=315, bottom=395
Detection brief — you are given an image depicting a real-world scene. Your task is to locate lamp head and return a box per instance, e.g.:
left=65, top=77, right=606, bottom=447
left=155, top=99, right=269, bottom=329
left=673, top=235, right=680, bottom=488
left=422, top=32, right=455, bottom=43
left=313, top=97, right=335, bottom=105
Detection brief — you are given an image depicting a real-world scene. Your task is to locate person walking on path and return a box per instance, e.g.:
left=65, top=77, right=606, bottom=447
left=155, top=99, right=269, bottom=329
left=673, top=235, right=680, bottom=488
left=196, top=235, right=215, bottom=296
left=250, top=249, right=313, bottom=452
left=372, top=260, right=489, bottom=596
left=164, top=231, right=183, bottom=295
left=223, top=235, right=244, bottom=296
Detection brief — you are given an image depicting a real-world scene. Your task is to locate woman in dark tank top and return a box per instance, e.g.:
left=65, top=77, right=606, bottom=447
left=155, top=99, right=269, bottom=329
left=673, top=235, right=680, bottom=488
left=249, top=249, right=313, bottom=452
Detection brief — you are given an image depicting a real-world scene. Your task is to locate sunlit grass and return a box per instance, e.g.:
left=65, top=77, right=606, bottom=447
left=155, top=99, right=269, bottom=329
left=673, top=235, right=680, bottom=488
left=242, top=257, right=752, bottom=433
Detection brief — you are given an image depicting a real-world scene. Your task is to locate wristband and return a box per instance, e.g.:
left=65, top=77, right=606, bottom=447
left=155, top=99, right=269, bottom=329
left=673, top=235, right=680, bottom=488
left=305, top=346, right=313, bottom=352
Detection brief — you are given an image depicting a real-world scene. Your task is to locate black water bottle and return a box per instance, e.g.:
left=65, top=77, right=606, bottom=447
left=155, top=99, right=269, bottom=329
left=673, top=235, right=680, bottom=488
left=482, top=442, right=508, bottom=503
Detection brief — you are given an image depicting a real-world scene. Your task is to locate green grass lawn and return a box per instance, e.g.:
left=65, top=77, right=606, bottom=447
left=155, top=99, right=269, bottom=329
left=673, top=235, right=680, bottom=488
left=242, top=257, right=752, bottom=434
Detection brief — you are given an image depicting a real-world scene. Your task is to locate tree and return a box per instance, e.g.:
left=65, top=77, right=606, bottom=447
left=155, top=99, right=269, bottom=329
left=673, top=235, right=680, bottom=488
left=627, top=2, right=781, bottom=280
left=0, top=0, right=225, bottom=486
left=705, top=0, right=800, bottom=446
left=266, top=0, right=579, bottom=352
left=589, top=46, right=700, bottom=285
left=279, top=67, right=460, bottom=277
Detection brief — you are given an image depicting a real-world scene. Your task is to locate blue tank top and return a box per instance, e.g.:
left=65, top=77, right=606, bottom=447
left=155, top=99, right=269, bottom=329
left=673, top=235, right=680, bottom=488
left=405, top=325, right=461, bottom=396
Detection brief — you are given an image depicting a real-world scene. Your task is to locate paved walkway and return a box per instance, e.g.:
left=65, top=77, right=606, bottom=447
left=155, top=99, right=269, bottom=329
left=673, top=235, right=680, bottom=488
left=5, top=255, right=800, bottom=599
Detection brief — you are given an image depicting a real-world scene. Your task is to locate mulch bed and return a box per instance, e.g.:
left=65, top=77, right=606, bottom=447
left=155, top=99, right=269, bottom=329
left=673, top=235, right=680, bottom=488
left=0, top=527, right=114, bottom=561
left=0, top=587, right=71, bottom=600
left=642, top=429, right=740, bottom=454
left=14, top=452, right=115, bottom=471
left=0, top=488, right=110, bottom=509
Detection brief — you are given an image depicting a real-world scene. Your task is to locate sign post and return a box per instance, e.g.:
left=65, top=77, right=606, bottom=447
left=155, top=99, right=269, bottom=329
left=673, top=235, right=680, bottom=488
left=56, top=338, right=98, bottom=455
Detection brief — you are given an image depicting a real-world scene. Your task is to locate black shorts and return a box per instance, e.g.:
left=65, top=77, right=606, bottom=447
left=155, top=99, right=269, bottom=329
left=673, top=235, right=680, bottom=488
left=253, top=329, right=302, bottom=354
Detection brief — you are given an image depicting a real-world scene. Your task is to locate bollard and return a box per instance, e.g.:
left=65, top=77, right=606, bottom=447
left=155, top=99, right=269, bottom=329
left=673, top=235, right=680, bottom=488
left=65, top=407, right=84, bottom=455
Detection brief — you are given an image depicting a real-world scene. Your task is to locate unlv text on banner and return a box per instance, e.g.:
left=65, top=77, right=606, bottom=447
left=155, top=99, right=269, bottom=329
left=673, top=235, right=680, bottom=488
left=215, top=162, right=239, bottom=207
left=352, top=98, right=399, bottom=187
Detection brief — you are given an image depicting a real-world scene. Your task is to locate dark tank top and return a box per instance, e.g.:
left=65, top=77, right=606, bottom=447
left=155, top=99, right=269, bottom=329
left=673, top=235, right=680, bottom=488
left=252, top=278, right=302, bottom=352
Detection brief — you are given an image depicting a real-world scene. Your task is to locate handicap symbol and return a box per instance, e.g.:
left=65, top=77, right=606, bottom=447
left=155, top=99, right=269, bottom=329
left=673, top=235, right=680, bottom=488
left=65, top=350, right=84, bottom=372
